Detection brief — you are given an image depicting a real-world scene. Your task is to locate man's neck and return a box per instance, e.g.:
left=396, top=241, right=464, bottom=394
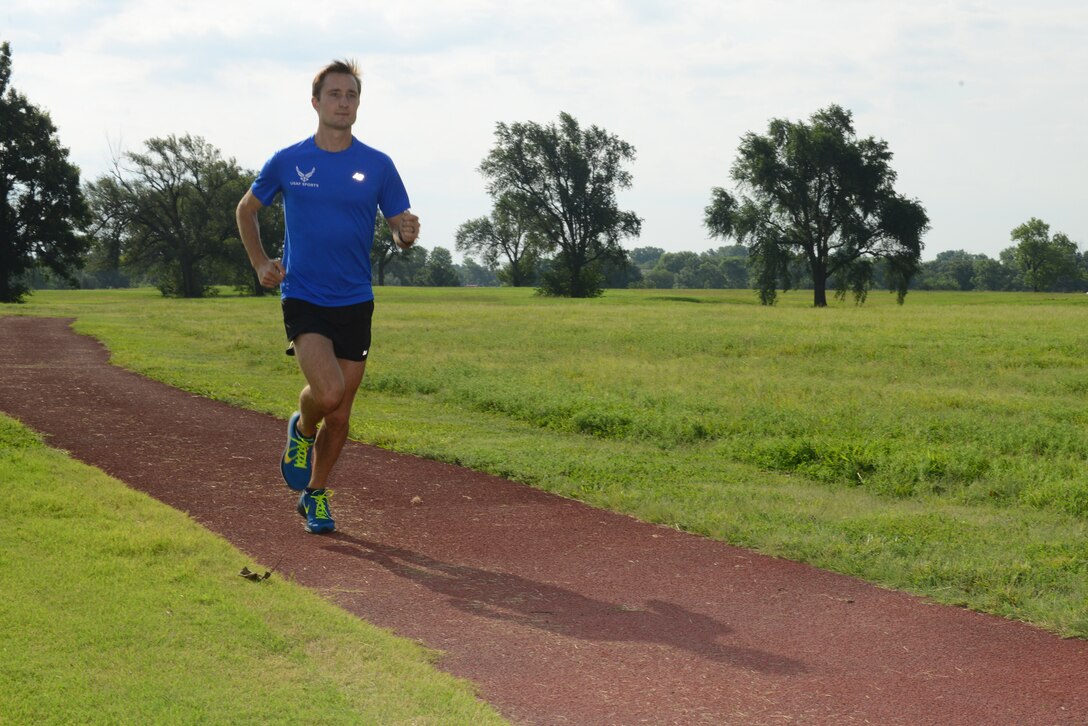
left=314, top=127, right=353, bottom=152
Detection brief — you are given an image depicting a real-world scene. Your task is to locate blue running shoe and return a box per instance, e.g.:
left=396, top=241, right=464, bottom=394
left=281, top=411, right=314, bottom=491
left=298, top=488, right=335, bottom=534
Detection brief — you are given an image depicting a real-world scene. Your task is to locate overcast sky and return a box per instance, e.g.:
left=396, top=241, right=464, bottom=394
left=4, top=0, right=1086, bottom=262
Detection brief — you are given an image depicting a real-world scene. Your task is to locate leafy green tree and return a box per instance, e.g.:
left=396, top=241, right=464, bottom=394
left=225, top=196, right=283, bottom=295
left=1011, top=217, right=1080, bottom=292
left=715, top=244, right=749, bottom=258
left=653, top=251, right=714, bottom=289
left=371, top=214, right=439, bottom=286
left=370, top=213, right=400, bottom=286
left=915, top=249, right=988, bottom=290
left=598, top=255, right=642, bottom=288
left=682, top=258, right=727, bottom=289
left=705, top=105, right=929, bottom=306
left=479, top=112, right=642, bottom=297
left=936, top=250, right=985, bottom=290
left=629, top=246, right=665, bottom=268
left=640, top=267, right=675, bottom=289
left=634, top=247, right=750, bottom=290
left=1051, top=239, right=1086, bottom=292
left=455, top=196, right=540, bottom=286
left=0, top=41, right=89, bottom=302
left=86, top=134, right=249, bottom=297
left=997, top=247, right=1026, bottom=290
left=82, top=176, right=128, bottom=283
left=715, top=247, right=751, bottom=289
left=456, top=257, right=500, bottom=286
left=421, top=246, right=461, bottom=286
left=1075, top=250, right=1088, bottom=291
left=383, top=243, right=428, bottom=285
left=971, top=256, right=1016, bottom=291
left=656, top=251, right=700, bottom=276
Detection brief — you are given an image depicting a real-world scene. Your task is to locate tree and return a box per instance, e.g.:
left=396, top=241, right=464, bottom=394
left=640, top=267, right=676, bottom=289
left=419, top=246, right=460, bottom=286
left=629, top=246, right=665, bottom=268
left=599, top=255, right=642, bottom=288
left=935, top=250, right=984, bottom=290
left=383, top=243, right=428, bottom=285
left=86, top=134, right=249, bottom=297
left=1075, top=250, right=1088, bottom=291
left=714, top=246, right=751, bottom=289
left=455, top=195, right=540, bottom=286
left=719, top=257, right=749, bottom=289
left=1010, top=217, right=1080, bottom=292
left=915, top=249, right=987, bottom=291
left=226, top=196, right=284, bottom=295
left=456, top=256, right=500, bottom=286
left=971, top=255, right=1015, bottom=291
left=639, top=248, right=750, bottom=290
left=479, top=112, right=642, bottom=297
left=82, top=175, right=128, bottom=282
left=370, top=213, right=401, bottom=286
left=0, top=41, right=89, bottom=302
left=1051, top=236, right=1085, bottom=292
left=656, top=251, right=700, bottom=276
left=631, top=246, right=750, bottom=290
left=705, top=105, right=929, bottom=306
left=681, top=258, right=726, bottom=289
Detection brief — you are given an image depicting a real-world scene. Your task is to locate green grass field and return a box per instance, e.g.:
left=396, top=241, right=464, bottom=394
left=2, top=286, right=1087, bottom=719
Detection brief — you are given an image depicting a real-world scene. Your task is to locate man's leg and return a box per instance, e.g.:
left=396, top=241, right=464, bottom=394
left=291, top=332, right=367, bottom=487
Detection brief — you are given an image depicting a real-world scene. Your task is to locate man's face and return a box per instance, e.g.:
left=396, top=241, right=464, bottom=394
left=312, top=73, right=360, bottom=130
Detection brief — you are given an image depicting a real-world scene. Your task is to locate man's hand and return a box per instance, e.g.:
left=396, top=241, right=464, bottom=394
left=258, top=258, right=286, bottom=288
left=390, top=210, right=420, bottom=249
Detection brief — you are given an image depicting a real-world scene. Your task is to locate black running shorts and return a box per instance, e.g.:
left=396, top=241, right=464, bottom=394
left=281, top=297, right=374, bottom=362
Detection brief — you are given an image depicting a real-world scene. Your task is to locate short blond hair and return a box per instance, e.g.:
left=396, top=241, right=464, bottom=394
left=312, top=59, right=361, bottom=99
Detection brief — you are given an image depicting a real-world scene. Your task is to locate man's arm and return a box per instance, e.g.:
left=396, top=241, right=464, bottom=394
left=386, top=210, right=420, bottom=250
left=236, top=189, right=285, bottom=288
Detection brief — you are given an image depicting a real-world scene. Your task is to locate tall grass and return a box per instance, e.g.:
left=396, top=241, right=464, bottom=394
left=4, top=287, right=1087, bottom=637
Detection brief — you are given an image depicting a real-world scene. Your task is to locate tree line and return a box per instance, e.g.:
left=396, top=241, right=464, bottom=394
left=2, top=41, right=1084, bottom=304
left=624, top=220, right=1087, bottom=294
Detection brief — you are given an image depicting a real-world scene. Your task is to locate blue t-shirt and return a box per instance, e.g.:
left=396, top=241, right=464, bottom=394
left=251, top=136, right=410, bottom=306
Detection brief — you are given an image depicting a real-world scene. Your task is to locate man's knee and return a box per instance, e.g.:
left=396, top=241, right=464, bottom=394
left=323, top=405, right=353, bottom=433
left=309, top=383, right=346, bottom=415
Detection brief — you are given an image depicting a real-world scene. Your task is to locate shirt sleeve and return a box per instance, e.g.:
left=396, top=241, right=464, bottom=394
left=377, top=157, right=411, bottom=218
left=251, top=152, right=282, bottom=207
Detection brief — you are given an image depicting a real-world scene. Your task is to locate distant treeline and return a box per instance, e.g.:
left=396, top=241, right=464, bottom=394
left=25, top=239, right=1088, bottom=294
left=617, top=242, right=1088, bottom=293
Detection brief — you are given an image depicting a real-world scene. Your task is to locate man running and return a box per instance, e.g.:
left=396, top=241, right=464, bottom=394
left=236, top=59, right=419, bottom=534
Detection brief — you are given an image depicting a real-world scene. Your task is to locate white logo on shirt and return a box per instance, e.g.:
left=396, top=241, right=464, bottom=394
left=352, top=172, right=365, bottom=182
left=290, top=166, right=319, bottom=189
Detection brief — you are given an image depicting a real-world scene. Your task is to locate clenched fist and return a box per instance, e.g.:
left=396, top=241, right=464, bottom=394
left=393, top=210, right=420, bottom=249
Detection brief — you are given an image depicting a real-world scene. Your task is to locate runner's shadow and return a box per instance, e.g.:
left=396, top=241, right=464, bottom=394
left=324, top=533, right=806, bottom=675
